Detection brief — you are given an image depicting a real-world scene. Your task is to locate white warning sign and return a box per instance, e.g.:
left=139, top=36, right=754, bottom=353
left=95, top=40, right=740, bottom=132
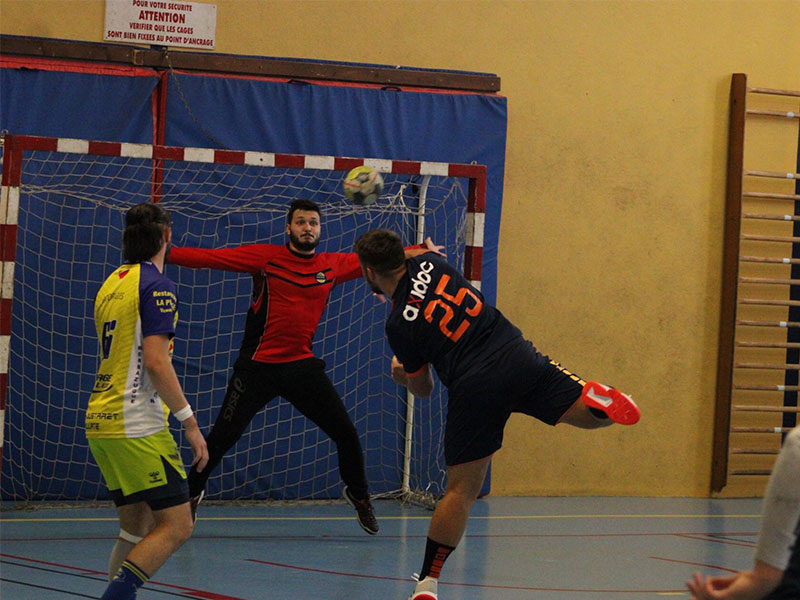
left=104, top=0, right=217, bottom=50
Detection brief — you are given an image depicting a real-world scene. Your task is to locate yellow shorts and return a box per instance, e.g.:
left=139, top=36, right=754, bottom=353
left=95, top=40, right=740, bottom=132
left=88, top=428, right=189, bottom=508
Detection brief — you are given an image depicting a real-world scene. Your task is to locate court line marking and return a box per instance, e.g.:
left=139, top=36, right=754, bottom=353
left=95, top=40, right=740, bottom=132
left=650, top=555, right=739, bottom=574
left=0, top=553, right=248, bottom=600
left=0, top=513, right=762, bottom=523
left=2, top=552, right=696, bottom=596
left=0, top=578, right=98, bottom=599
left=674, top=532, right=757, bottom=548
left=0, top=531, right=760, bottom=543
left=248, top=558, right=688, bottom=595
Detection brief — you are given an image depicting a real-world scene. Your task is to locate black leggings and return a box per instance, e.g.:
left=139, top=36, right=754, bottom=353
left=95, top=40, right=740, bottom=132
left=188, top=357, right=369, bottom=499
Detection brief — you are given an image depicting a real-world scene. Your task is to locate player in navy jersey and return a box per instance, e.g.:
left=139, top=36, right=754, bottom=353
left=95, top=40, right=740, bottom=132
left=354, top=229, right=641, bottom=600
left=169, top=200, right=435, bottom=534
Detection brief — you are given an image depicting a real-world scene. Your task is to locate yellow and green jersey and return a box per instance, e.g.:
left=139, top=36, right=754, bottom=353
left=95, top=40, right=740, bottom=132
left=86, top=261, right=178, bottom=439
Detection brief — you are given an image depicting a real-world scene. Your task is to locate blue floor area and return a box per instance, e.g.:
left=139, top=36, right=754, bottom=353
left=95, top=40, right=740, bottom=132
left=0, top=496, right=764, bottom=599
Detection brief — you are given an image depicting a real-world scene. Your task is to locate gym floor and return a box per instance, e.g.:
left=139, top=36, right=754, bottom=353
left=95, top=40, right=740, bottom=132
left=1, top=496, right=763, bottom=600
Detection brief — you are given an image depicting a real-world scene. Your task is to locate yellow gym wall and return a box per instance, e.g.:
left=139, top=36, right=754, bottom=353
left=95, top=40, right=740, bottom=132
left=2, top=0, right=799, bottom=498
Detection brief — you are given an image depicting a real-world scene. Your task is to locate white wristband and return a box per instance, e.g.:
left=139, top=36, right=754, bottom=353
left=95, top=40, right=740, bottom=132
left=173, top=405, right=193, bottom=422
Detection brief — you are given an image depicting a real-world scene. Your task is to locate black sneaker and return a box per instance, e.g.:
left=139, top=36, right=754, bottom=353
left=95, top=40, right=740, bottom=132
left=189, top=490, right=204, bottom=524
left=343, top=486, right=379, bottom=535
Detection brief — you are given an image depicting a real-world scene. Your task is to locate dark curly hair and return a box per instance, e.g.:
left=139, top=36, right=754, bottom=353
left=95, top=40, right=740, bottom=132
left=354, top=229, right=406, bottom=275
left=287, top=199, right=321, bottom=223
left=122, top=202, right=171, bottom=263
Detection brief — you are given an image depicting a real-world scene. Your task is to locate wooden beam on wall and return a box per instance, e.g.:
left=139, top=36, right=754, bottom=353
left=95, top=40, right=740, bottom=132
left=0, top=35, right=501, bottom=93
left=711, top=72, right=747, bottom=493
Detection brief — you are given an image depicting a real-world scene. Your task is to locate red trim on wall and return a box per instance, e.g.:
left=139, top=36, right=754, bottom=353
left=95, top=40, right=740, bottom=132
left=150, top=72, right=169, bottom=203
left=0, top=56, right=157, bottom=78
left=155, top=71, right=169, bottom=145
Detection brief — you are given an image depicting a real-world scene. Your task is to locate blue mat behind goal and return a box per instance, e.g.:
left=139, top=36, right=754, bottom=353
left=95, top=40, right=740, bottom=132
left=0, top=59, right=506, bottom=501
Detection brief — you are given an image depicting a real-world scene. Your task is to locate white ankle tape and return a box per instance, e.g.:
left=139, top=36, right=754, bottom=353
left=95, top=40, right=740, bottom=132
left=119, top=529, right=143, bottom=544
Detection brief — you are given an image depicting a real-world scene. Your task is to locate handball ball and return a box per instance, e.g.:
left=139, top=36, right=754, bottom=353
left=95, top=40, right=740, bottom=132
left=343, top=166, right=384, bottom=206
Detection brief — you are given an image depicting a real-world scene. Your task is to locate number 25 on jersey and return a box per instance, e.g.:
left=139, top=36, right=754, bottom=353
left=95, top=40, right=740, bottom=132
left=424, top=275, right=482, bottom=343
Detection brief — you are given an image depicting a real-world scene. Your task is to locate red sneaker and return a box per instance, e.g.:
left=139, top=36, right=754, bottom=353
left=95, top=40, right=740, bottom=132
left=581, top=381, right=640, bottom=425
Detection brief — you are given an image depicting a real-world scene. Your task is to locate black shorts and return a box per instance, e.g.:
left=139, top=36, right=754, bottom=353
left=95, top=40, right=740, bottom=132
left=444, top=338, right=585, bottom=466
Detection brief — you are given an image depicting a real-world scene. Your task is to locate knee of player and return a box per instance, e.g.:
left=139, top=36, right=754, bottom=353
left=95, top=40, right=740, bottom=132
left=444, top=486, right=481, bottom=507
left=177, top=526, right=194, bottom=548
left=446, top=477, right=485, bottom=501
left=120, top=520, right=155, bottom=540
left=170, top=510, right=196, bottom=546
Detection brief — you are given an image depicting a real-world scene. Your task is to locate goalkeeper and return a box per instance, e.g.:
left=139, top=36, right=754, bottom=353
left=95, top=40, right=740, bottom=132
left=354, top=229, right=641, bottom=600
left=170, top=199, right=435, bottom=535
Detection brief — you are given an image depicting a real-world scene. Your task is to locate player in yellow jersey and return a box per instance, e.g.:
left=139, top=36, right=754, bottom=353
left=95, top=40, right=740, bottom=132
left=86, top=202, right=208, bottom=600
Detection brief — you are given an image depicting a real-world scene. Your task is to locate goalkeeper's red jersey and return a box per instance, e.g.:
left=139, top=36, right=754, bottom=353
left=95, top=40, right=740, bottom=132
left=169, top=244, right=362, bottom=363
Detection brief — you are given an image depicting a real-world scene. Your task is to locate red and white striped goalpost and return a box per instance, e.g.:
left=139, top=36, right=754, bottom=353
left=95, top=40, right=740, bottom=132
left=0, top=133, right=487, bottom=494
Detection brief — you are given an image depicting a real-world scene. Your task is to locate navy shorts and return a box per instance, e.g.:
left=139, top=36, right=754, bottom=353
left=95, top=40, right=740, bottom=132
left=108, top=456, right=190, bottom=511
left=444, top=338, right=586, bottom=466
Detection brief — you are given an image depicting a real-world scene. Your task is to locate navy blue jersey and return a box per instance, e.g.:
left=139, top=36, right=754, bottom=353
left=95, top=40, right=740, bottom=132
left=386, top=253, right=523, bottom=387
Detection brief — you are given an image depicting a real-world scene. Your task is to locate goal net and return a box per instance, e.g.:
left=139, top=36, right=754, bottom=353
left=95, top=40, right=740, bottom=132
left=0, top=135, right=486, bottom=507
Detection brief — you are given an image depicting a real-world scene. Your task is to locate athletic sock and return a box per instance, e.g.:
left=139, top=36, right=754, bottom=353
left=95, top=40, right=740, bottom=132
left=100, top=559, right=149, bottom=600
left=107, top=537, right=137, bottom=581
left=419, top=537, right=456, bottom=580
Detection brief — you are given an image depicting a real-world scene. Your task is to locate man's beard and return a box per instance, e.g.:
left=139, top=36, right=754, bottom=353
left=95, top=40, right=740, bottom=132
left=289, top=231, right=320, bottom=252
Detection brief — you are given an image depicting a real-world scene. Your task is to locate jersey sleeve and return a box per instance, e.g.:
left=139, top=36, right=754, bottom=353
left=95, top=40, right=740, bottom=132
left=326, top=252, right=362, bottom=284
left=140, top=277, right=178, bottom=339
left=169, top=245, right=276, bottom=273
